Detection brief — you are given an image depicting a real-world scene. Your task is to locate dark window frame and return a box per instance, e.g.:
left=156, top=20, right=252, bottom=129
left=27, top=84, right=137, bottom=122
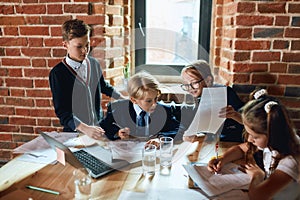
left=134, top=0, right=212, bottom=75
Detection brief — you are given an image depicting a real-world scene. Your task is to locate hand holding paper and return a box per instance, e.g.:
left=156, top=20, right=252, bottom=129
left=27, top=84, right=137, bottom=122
left=184, top=87, right=227, bottom=136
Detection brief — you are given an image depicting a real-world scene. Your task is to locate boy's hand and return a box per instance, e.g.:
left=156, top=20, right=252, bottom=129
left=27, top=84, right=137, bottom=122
left=77, top=123, right=105, bottom=140
left=146, top=138, right=160, bottom=149
left=218, top=105, right=243, bottom=124
left=118, top=127, right=130, bottom=139
left=183, top=135, right=198, bottom=143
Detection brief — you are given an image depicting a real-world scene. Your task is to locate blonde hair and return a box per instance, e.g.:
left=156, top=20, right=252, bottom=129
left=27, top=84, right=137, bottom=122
left=181, top=60, right=214, bottom=82
left=127, top=71, right=161, bottom=99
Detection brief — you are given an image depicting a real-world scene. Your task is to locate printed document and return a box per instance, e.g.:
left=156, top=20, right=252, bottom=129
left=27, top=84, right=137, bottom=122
left=183, top=163, right=250, bottom=197
left=184, top=87, right=227, bottom=136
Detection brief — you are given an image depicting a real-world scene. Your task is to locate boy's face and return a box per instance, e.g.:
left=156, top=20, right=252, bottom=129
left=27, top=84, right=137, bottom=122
left=181, top=71, right=205, bottom=98
left=130, top=90, right=159, bottom=113
left=63, top=35, right=90, bottom=62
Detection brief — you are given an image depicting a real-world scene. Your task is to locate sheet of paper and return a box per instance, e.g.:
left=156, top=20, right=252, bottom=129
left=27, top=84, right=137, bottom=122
left=17, top=148, right=57, bottom=164
left=118, top=188, right=209, bottom=200
left=63, top=134, right=97, bottom=147
left=13, top=132, right=79, bottom=154
left=108, top=140, right=146, bottom=163
left=184, top=87, right=227, bottom=136
left=183, top=163, right=250, bottom=197
left=211, top=190, right=249, bottom=200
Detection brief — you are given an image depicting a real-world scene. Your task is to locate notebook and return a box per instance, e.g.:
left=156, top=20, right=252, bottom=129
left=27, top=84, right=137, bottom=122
left=40, top=132, right=129, bottom=178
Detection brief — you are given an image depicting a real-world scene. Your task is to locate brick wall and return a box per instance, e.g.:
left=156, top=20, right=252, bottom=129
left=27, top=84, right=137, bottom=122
left=211, top=0, right=300, bottom=134
left=0, top=0, right=131, bottom=162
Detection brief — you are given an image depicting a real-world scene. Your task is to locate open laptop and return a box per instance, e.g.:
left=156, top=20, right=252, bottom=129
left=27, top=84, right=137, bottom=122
left=40, top=132, right=129, bottom=178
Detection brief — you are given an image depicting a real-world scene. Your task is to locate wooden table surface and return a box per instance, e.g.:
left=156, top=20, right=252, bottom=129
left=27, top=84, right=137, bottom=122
left=0, top=135, right=238, bottom=200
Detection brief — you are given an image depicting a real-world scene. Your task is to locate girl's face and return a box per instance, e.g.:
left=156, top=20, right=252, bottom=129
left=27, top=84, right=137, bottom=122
left=181, top=71, right=205, bottom=98
left=64, top=35, right=90, bottom=62
left=244, top=123, right=268, bottom=149
left=131, top=90, right=159, bottom=113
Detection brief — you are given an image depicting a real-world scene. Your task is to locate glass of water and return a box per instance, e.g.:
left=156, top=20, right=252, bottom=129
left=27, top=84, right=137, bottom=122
left=159, top=137, right=173, bottom=175
left=142, top=144, right=156, bottom=176
left=73, top=168, right=92, bottom=200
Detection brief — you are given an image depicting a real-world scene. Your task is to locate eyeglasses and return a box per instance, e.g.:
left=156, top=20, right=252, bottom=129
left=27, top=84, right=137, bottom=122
left=180, top=79, right=204, bottom=91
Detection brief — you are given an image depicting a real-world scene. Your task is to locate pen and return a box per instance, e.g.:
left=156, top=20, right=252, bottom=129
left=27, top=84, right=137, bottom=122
left=112, top=122, right=123, bottom=129
left=26, top=185, right=60, bottom=195
left=214, top=141, right=219, bottom=175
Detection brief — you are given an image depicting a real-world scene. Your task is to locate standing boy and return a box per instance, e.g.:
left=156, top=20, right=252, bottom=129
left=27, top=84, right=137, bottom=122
left=100, top=71, right=180, bottom=140
left=49, top=19, right=124, bottom=140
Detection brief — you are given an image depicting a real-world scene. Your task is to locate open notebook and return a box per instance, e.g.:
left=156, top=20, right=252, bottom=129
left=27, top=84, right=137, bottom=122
left=41, top=132, right=129, bottom=178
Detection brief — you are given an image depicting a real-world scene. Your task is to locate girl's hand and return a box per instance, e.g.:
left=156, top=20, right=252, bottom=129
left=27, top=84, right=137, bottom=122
left=207, top=157, right=223, bottom=173
left=244, top=163, right=265, bottom=180
left=118, top=127, right=130, bottom=139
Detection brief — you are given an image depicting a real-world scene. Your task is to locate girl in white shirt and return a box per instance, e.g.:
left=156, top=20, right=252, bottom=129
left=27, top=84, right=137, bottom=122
left=208, top=89, right=300, bottom=200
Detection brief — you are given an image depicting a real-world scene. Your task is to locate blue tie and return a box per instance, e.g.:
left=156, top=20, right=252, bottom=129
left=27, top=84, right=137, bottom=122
left=138, top=111, right=146, bottom=127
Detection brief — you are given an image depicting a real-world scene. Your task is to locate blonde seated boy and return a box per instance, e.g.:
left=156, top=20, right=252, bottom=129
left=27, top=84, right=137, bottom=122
left=100, top=71, right=180, bottom=141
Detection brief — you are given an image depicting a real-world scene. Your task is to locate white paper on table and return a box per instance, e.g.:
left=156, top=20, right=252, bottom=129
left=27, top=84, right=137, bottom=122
left=184, top=87, right=227, bottom=136
left=13, top=132, right=79, bottom=154
left=108, top=140, right=146, bottom=163
left=17, top=148, right=57, bottom=164
left=183, top=163, right=250, bottom=197
left=63, top=134, right=97, bottom=147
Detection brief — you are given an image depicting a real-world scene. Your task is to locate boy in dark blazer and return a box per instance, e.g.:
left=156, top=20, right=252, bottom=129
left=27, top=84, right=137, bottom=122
left=100, top=72, right=180, bottom=140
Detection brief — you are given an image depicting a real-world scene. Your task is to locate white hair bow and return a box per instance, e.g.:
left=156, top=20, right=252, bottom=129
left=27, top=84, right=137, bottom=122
left=254, top=89, right=267, bottom=99
left=264, top=101, right=278, bottom=113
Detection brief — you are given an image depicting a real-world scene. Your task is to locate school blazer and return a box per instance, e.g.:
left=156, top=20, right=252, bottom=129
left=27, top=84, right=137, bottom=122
left=100, top=100, right=180, bottom=140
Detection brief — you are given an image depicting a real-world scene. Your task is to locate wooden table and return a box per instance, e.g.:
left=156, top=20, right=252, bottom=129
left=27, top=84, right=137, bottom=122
left=0, top=136, right=238, bottom=200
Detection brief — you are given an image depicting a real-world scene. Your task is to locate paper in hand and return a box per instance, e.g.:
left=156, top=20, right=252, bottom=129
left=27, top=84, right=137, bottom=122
left=184, top=87, right=227, bottom=136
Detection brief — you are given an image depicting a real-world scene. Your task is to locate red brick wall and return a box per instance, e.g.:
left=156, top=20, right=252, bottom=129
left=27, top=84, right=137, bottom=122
left=211, top=0, right=300, bottom=134
left=0, top=0, right=131, bottom=162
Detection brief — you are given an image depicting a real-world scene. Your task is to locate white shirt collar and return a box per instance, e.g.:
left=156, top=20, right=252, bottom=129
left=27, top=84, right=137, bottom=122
left=133, top=103, right=146, bottom=116
left=65, top=55, right=82, bottom=70
left=65, top=55, right=88, bottom=81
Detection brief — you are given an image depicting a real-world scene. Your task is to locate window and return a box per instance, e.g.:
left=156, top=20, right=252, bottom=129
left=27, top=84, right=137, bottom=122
left=135, top=0, right=212, bottom=76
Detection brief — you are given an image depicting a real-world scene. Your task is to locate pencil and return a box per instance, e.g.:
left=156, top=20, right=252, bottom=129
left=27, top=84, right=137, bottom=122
left=214, top=141, right=219, bottom=174
left=112, top=122, right=123, bottom=129
left=26, top=185, right=60, bottom=195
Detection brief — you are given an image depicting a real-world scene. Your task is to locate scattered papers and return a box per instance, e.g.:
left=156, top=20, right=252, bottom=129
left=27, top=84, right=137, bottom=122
left=14, top=132, right=79, bottom=164
left=17, top=148, right=56, bottom=164
left=13, top=132, right=79, bottom=154
left=184, top=87, right=227, bottom=136
left=108, top=140, right=146, bottom=163
left=63, top=134, right=97, bottom=147
left=183, top=163, right=250, bottom=197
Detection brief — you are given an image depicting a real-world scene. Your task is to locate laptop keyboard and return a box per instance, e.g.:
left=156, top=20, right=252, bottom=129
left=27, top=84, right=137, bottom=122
left=73, top=150, right=113, bottom=176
